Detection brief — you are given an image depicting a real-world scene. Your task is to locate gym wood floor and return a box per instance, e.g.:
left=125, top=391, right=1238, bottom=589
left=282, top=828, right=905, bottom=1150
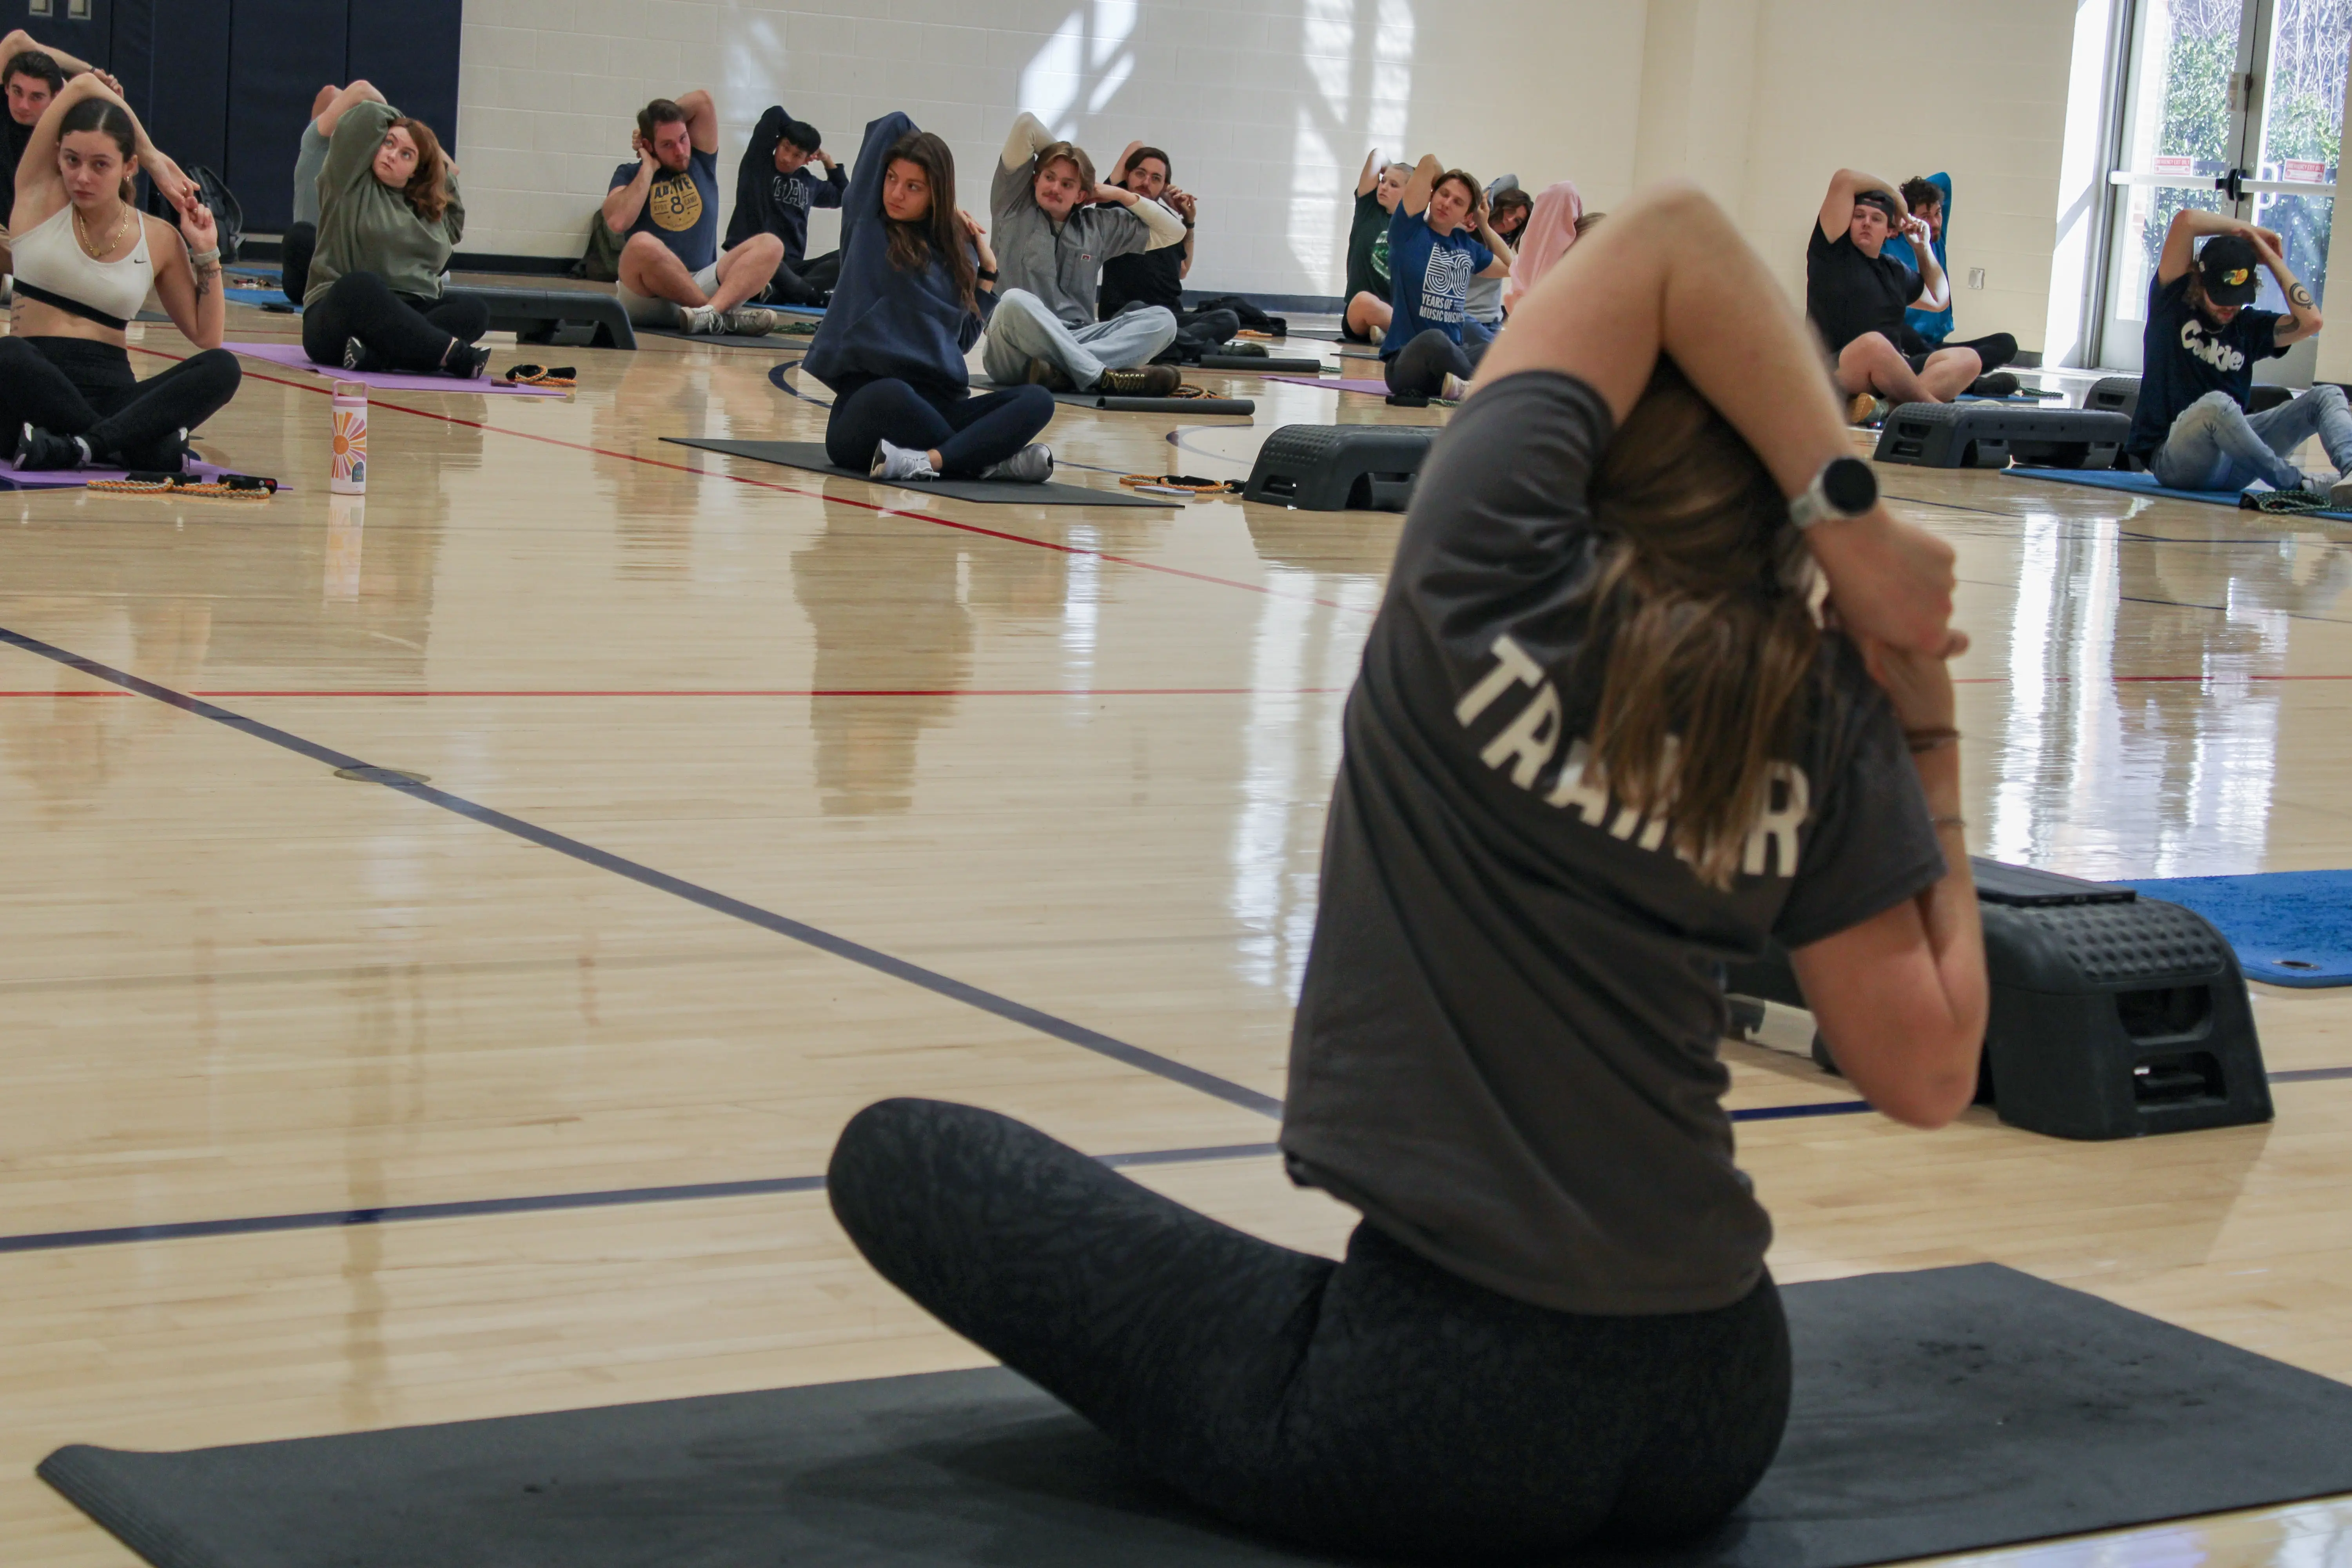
left=3, top=297, right=2349, bottom=1566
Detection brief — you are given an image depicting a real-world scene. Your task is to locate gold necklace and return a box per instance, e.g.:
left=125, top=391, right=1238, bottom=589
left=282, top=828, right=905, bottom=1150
left=73, top=201, right=132, bottom=260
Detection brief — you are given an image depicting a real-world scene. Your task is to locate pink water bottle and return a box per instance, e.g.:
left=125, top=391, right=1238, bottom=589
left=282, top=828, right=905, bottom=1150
left=330, top=381, right=368, bottom=494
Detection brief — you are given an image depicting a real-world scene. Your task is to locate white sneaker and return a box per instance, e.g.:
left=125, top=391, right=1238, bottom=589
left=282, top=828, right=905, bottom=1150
left=1439, top=372, right=1469, bottom=402
left=679, top=304, right=721, bottom=334
left=869, top=439, right=940, bottom=483
left=979, top=443, right=1054, bottom=483
left=719, top=306, right=783, bottom=336
left=2329, top=475, right=2352, bottom=510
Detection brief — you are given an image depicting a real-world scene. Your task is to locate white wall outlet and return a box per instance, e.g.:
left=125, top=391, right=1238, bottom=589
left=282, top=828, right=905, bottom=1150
left=1969, top=267, right=1987, bottom=290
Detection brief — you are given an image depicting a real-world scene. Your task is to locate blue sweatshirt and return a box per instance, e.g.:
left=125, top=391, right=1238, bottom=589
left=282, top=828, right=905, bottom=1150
left=1882, top=171, right=1954, bottom=348
left=803, top=112, right=995, bottom=404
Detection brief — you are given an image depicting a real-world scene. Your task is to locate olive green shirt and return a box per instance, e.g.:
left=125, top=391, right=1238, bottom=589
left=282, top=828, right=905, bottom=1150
left=305, top=100, right=464, bottom=308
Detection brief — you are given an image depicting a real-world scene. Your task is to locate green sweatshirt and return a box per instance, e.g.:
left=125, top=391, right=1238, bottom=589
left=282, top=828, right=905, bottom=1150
left=305, top=100, right=465, bottom=307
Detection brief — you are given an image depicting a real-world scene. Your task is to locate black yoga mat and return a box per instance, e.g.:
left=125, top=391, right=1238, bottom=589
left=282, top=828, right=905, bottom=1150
left=1198, top=355, right=1327, bottom=373
left=659, top=436, right=1180, bottom=507
left=1053, top=390, right=1255, bottom=415
left=39, top=1264, right=2352, bottom=1568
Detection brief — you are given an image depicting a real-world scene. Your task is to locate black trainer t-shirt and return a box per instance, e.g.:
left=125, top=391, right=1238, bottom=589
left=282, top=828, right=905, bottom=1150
left=1280, top=371, right=1945, bottom=1316
left=1805, top=224, right=1920, bottom=355
left=2126, top=269, right=2287, bottom=457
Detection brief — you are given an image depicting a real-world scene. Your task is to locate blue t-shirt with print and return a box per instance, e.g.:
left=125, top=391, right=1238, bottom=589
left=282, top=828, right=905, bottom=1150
left=609, top=145, right=721, bottom=272
left=2127, top=267, right=2287, bottom=458
left=1383, top=206, right=1492, bottom=359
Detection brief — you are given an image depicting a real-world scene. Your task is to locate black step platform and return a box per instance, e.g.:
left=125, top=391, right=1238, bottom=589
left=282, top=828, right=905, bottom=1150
left=1726, top=857, right=2272, bottom=1140
left=1243, top=423, right=1439, bottom=512
left=443, top=286, right=637, bottom=350
left=1873, top=402, right=2130, bottom=470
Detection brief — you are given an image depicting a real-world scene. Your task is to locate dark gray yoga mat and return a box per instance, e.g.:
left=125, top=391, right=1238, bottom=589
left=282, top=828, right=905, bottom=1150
left=1198, top=354, right=1327, bottom=373
left=966, top=374, right=1254, bottom=415
left=38, top=1264, right=2352, bottom=1568
left=659, top=436, right=1180, bottom=507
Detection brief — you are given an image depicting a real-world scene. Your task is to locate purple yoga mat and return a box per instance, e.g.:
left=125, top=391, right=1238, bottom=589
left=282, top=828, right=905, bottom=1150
left=0, top=457, right=285, bottom=491
left=1268, top=374, right=1390, bottom=395
left=226, top=341, right=568, bottom=396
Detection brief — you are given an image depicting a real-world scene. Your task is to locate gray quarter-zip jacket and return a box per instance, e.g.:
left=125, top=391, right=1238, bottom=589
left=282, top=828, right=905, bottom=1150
left=991, top=113, right=1186, bottom=328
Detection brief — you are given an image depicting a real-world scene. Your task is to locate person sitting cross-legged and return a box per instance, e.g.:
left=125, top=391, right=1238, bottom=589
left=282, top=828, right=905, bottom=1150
left=2128, top=207, right=2351, bottom=505
left=1808, top=168, right=2013, bottom=423
left=1341, top=150, right=1412, bottom=343
left=726, top=105, right=845, bottom=307
left=980, top=111, right=1185, bottom=396
left=603, top=89, right=784, bottom=337
left=1098, top=142, right=1237, bottom=360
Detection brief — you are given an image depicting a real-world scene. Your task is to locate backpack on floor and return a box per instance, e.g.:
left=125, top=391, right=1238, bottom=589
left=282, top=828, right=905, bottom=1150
left=575, top=211, right=624, bottom=283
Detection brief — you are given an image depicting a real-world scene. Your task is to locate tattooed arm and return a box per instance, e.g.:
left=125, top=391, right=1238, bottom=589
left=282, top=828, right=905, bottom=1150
left=2254, top=230, right=2325, bottom=346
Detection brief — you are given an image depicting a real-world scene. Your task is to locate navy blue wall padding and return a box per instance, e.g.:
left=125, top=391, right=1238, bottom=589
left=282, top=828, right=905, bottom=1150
left=111, top=0, right=234, bottom=187
left=349, top=1, right=463, bottom=182
left=226, top=1, right=348, bottom=234
left=99, top=2, right=463, bottom=237
left=25, top=0, right=113, bottom=71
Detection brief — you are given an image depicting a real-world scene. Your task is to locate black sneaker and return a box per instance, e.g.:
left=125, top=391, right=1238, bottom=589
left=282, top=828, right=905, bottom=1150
left=14, top=422, right=88, bottom=470
left=442, top=343, right=492, bottom=379
left=123, top=427, right=191, bottom=473
left=341, top=336, right=368, bottom=370
left=1969, top=372, right=2021, bottom=398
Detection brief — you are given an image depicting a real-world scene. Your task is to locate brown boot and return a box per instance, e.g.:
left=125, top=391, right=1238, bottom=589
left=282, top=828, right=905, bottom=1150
left=1845, top=391, right=1878, bottom=426
left=1096, top=363, right=1181, bottom=397
left=1025, top=357, right=1075, bottom=392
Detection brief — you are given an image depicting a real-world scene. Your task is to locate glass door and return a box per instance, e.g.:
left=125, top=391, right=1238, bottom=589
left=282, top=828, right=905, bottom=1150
left=2094, top=0, right=2352, bottom=376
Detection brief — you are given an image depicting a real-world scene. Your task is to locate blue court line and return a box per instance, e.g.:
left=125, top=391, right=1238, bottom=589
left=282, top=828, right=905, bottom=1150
left=0, top=624, right=1284, bottom=1122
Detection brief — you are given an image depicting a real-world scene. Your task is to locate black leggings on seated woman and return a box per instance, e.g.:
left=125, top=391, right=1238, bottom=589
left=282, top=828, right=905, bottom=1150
left=301, top=270, right=490, bottom=373
left=824, top=378, right=1054, bottom=476
left=828, top=1098, right=1790, bottom=1561
left=0, top=336, right=242, bottom=468
left=1385, top=328, right=1487, bottom=397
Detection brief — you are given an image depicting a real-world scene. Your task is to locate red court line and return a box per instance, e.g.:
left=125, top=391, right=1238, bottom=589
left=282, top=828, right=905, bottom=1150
left=143, top=346, right=1371, bottom=617
left=0, top=686, right=1346, bottom=699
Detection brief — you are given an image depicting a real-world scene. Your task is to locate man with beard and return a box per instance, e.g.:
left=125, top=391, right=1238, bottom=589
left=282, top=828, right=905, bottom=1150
left=2129, top=207, right=2347, bottom=504
left=604, top=90, right=784, bottom=336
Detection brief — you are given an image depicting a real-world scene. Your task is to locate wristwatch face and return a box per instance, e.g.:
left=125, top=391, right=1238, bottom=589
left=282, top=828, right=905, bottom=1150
left=1823, top=456, right=1877, bottom=515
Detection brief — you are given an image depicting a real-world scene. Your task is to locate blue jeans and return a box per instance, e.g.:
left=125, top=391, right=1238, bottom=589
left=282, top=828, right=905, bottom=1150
left=2147, top=385, right=2352, bottom=492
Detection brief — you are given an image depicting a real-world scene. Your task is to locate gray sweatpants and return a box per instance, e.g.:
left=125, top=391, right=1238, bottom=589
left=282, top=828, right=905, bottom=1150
left=981, top=289, right=1176, bottom=388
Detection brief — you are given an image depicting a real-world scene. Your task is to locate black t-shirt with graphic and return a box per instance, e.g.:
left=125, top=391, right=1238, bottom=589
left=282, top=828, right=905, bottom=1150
left=609, top=145, right=720, bottom=272
left=2127, top=268, right=2288, bottom=457
left=1280, top=371, right=1944, bottom=1317
left=1805, top=223, right=1921, bottom=354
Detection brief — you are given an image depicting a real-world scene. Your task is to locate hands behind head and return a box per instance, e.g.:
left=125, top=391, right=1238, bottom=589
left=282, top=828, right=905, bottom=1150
left=632, top=129, right=655, bottom=163
left=956, top=208, right=985, bottom=240
left=1168, top=188, right=1197, bottom=222
left=145, top=154, right=198, bottom=215
left=1092, top=181, right=1132, bottom=205
left=1901, top=215, right=1932, bottom=245
left=1857, top=630, right=1962, bottom=735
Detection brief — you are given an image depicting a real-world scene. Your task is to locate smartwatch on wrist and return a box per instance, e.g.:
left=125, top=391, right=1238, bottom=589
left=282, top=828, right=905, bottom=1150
left=1789, top=455, right=1877, bottom=530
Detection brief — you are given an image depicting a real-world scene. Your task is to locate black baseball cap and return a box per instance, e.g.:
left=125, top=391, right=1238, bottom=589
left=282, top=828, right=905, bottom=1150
left=1852, top=190, right=1899, bottom=220
left=2198, top=234, right=2260, bottom=307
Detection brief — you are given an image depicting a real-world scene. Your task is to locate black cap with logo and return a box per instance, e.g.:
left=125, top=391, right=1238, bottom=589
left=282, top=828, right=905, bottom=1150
left=2197, top=233, right=2261, bottom=307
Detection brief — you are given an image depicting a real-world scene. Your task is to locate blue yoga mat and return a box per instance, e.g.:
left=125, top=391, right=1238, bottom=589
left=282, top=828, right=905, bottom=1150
left=225, top=286, right=298, bottom=311
left=1999, top=467, right=2352, bottom=521
left=2118, top=870, right=2352, bottom=986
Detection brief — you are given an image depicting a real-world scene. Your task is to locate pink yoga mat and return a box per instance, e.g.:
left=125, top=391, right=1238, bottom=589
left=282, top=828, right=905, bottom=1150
left=1269, top=374, right=1390, bottom=395
left=227, top=341, right=568, bottom=396
left=0, top=457, right=283, bottom=491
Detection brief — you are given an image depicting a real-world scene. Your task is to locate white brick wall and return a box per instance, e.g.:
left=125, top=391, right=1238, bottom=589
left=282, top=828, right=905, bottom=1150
left=454, top=0, right=1649, bottom=295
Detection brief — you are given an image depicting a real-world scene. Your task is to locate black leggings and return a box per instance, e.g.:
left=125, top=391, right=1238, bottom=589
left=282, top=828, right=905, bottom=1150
left=1384, top=327, right=1488, bottom=396
left=766, top=249, right=842, bottom=306
left=824, top=379, right=1055, bottom=477
left=281, top=220, right=317, bottom=303
left=0, top=336, right=242, bottom=467
left=300, top=271, right=491, bottom=374
left=1902, top=329, right=2018, bottom=374
left=828, top=1099, right=1791, bottom=1561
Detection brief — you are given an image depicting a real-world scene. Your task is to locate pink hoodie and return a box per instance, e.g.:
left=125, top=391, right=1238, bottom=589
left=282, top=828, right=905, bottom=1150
left=1502, top=181, right=1585, bottom=316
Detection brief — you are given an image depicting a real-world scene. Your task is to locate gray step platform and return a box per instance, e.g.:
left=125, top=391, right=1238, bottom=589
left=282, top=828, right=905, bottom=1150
left=445, top=286, right=637, bottom=350
left=2087, top=376, right=2293, bottom=420
left=1873, top=401, right=2129, bottom=470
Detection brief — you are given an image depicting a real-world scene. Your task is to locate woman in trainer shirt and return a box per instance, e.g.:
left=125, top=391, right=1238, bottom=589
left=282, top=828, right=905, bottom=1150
left=825, top=184, right=1985, bottom=1560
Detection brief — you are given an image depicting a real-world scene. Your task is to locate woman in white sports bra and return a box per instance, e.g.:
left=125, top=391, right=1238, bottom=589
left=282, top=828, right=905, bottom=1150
left=3, top=71, right=241, bottom=472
